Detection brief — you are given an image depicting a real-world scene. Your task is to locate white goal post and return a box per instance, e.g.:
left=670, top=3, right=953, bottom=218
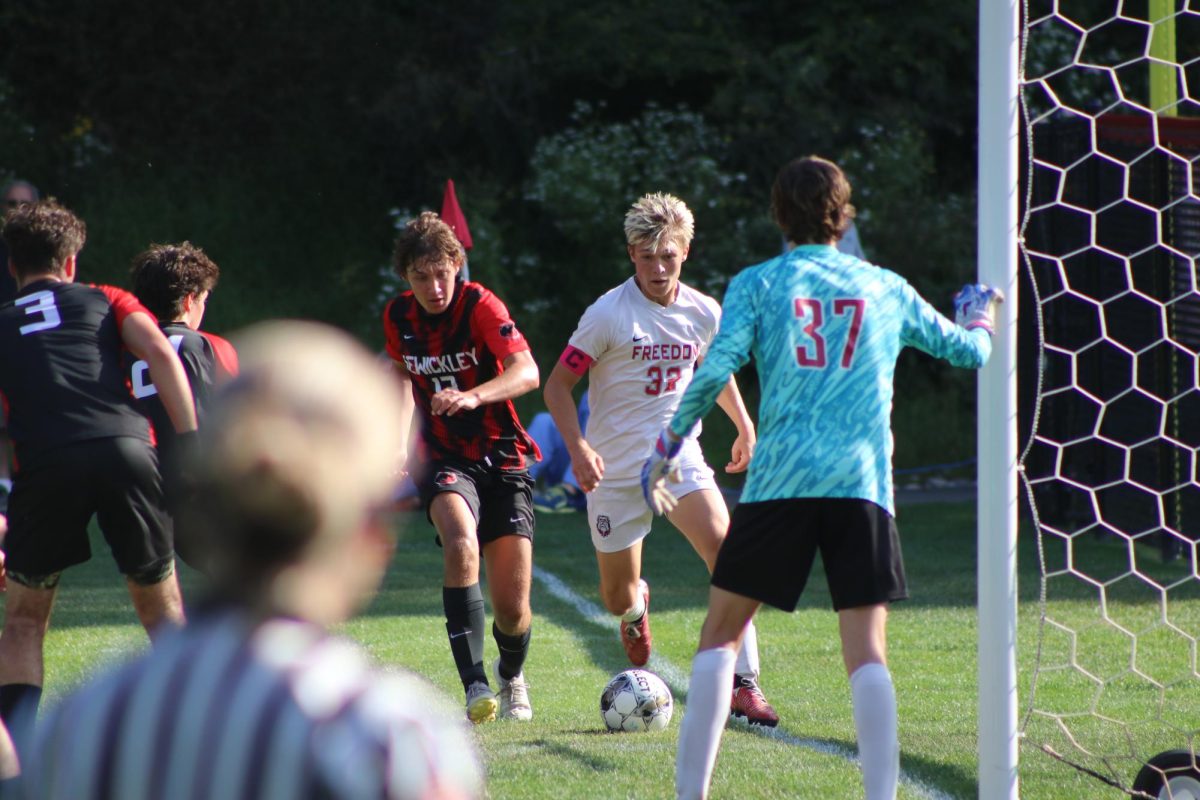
left=977, top=2, right=1021, bottom=799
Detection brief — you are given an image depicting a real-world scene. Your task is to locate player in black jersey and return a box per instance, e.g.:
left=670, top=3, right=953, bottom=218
left=0, top=200, right=198, bottom=763
left=128, top=242, right=238, bottom=570
left=19, top=321, right=482, bottom=800
left=383, top=212, right=540, bottom=723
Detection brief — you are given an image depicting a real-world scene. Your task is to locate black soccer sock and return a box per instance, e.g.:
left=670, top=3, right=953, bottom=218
left=493, top=622, right=531, bottom=681
left=444, top=584, right=487, bottom=690
left=0, top=683, right=42, bottom=760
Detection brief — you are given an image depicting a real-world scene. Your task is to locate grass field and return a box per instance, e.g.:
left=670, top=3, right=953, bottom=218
left=12, top=499, right=1196, bottom=798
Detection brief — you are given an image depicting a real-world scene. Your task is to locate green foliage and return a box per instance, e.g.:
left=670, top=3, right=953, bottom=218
left=0, top=0, right=984, bottom=466
left=520, top=102, right=777, bottom=355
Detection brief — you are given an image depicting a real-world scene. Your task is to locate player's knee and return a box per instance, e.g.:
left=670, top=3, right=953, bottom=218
left=493, top=605, right=531, bottom=634
left=0, top=608, right=49, bottom=644
left=599, top=583, right=635, bottom=616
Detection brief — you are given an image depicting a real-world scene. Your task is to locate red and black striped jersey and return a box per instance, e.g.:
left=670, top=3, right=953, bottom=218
left=0, top=280, right=152, bottom=465
left=126, top=322, right=239, bottom=464
left=383, top=281, right=540, bottom=470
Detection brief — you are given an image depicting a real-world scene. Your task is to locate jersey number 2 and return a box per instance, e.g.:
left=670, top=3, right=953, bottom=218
left=794, top=298, right=865, bottom=369
left=645, top=365, right=682, bottom=396
left=131, top=335, right=186, bottom=398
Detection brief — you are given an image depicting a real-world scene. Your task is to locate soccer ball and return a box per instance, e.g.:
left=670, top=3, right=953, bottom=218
left=600, top=668, right=673, bottom=732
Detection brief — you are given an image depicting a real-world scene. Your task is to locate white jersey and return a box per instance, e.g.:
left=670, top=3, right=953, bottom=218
left=568, top=277, right=721, bottom=486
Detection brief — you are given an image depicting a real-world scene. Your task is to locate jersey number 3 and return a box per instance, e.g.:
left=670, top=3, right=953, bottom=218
left=794, top=298, right=865, bottom=369
left=17, top=290, right=61, bottom=336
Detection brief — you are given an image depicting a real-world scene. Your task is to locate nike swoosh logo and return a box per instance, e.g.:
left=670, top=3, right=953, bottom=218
left=510, top=516, right=524, bottom=524
left=403, top=334, right=415, bottom=340
left=632, top=335, right=649, bottom=342
left=449, top=630, right=473, bottom=639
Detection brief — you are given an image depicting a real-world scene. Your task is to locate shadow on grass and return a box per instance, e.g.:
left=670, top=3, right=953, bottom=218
left=23, top=499, right=1189, bottom=634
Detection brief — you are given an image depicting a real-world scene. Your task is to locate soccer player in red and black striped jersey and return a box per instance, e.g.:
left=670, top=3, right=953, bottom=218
left=0, top=200, right=196, bottom=766
left=127, top=242, right=238, bottom=570
left=383, top=211, right=540, bottom=724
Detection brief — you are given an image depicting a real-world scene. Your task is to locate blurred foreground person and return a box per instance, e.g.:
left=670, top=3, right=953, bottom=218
left=20, top=321, right=482, bottom=800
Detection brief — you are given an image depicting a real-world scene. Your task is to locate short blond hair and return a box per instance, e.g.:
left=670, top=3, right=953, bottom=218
left=184, top=321, right=405, bottom=575
left=623, top=192, right=694, bottom=250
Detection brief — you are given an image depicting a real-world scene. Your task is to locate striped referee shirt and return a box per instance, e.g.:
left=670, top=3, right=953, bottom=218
left=19, top=611, right=481, bottom=800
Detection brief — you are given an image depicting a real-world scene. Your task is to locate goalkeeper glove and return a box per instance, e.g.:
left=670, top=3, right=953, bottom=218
left=954, top=283, right=1005, bottom=334
left=641, top=427, right=685, bottom=516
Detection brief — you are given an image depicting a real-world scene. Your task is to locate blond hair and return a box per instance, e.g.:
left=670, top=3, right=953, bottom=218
left=623, top=192, right=694, bottom=250
left=185, top=321, right=404, bottom=575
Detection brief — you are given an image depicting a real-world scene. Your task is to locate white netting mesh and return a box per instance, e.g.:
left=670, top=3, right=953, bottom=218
left=1020, top=0, right=1200, bottom=793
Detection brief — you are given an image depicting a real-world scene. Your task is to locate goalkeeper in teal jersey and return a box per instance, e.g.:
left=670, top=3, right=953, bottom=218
left=651, top=156, right=1003, bottom=800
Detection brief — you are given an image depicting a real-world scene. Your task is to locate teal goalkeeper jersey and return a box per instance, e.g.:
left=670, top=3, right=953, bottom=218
left=669, top=244, right=992, bottom=515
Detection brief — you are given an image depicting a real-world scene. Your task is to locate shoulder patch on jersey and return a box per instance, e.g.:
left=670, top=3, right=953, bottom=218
left=499, top=323, right=515, bottom=338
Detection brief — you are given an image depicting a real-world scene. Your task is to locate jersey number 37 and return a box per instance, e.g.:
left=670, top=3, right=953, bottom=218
left=794, top=298, right=866, bottom=369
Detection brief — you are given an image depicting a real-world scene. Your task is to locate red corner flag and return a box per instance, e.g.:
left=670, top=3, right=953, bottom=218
left=440, top=179, right=473, bottom=251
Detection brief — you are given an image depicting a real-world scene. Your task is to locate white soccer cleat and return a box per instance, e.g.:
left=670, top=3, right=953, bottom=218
left=465, top=680, right=498, bottom=724
left=492, top=659, right=533, bottom=721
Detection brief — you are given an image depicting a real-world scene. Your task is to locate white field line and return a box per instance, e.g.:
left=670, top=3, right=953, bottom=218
left=533, top=565, right=959, bottom=800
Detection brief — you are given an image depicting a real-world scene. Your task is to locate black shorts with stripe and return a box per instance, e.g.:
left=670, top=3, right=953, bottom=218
left=4, top=436, right=175, bottom=586
left=418, top=458, right=535, bottom=545
left=711, top=497, right=908, bottom=612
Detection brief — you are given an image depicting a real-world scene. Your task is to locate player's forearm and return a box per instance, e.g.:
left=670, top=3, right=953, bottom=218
left=715, top=377, right=755, bottom=440
left=669, top=359, right=728, bottom=438
left=474, top=357, right=539, bottom=405
left=146, top=349, right=199, bottom=433
left=543, top=379, right=586, bottom=453
left=391, top=364, right=417, bottom=468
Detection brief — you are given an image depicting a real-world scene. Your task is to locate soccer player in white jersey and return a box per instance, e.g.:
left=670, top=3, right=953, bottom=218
left=644, top=157, right=1003, bottom=800
left=544, top=192, right=779, bottom=726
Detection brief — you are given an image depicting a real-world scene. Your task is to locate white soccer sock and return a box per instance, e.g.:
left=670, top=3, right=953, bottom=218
left=733, top=620, right=760, bottom=680
left=620, top=586, right=646, bottom=622
left=676, top=647, right=736, bottom=800
left=850, top=662, right=899, bottom=800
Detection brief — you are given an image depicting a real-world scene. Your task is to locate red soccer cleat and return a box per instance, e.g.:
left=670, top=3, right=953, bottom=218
left=621, top=579, right=652, bottom=667
left=731, top=677, right=780, bottom=727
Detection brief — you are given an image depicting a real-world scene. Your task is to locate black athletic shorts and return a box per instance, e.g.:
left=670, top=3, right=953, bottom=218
left=4, top=437, right=175, bottom=587
left=419, top=458, right=535, bottom=546
left=711, top=497, right=908, bottom=612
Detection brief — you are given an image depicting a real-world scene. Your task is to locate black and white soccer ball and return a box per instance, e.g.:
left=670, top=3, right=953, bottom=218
left=600, top=668, right=673, bottom=732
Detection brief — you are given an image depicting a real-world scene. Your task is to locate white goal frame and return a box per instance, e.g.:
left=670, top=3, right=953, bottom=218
left=977, top=1, right=1021, bottom=799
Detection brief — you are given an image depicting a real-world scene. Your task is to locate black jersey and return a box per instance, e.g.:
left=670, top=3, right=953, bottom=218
left=127, top=322, right=238, bottom=463
left=0, top=280, right=151, bottom=465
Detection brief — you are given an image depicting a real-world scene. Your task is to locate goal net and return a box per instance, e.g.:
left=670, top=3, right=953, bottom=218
left=1019, top=1, right=1200, bottom=794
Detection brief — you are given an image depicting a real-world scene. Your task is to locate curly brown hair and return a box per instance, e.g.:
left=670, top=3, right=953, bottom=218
left=1, top=199, right=87, bottom=278
left=770, top=156, right=856, bottom=246
left=392, top=211, right=465, bottom=277
left=130, top=242, right=221, bottom=320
